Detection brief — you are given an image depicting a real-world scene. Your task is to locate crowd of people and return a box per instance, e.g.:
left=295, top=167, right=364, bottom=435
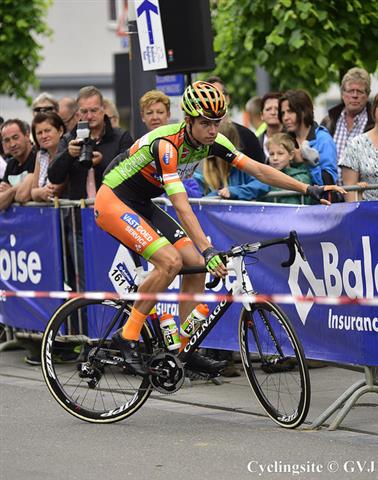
left=1, top=67, right=377, bottom=209
left=0, top=67, right=377, bottom=370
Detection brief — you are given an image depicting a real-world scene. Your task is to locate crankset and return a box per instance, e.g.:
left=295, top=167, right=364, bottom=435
left=148, top=352, right=185, bottom=394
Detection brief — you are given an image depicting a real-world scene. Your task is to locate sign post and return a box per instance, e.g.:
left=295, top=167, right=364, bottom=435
left=135, top=0, right=167, bottom=71
left=128, top=0, right=156, bottom=139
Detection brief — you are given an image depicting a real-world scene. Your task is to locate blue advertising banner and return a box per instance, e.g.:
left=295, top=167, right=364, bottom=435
left=0, top=206, right=63, bottom=331
left=82, top=202, right=378, bottom=366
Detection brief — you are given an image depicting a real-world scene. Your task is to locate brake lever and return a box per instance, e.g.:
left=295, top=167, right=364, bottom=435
left=281, top=231, right=306, bottom=267
left=293, top=231, right=306, bottom=261
left=205, top=253, right=228, bottom=289
left=205, top=276, right=222, bottom=289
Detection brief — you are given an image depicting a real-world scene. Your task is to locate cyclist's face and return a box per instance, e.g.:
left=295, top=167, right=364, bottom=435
left=188, top=117, right=221, bottom=145
left=141, top=102, right=170, bottom=131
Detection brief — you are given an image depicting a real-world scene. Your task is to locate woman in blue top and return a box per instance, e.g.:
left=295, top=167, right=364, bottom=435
left=278, top=89, right=338, bottom=187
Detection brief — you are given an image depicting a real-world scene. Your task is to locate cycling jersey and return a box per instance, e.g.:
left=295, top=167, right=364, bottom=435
left=103, top=121, right=248, bottom=203
left=95, top=122, right=248, bottom=260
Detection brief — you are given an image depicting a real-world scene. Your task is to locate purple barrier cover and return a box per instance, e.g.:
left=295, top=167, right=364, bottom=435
left=82, top=202, right=378, bottom=366
left=0, top=206, right=63, bottom=331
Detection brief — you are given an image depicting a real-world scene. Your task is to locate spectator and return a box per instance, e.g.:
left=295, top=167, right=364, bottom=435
left=192, top=120, right=269, bottom=201
left=48, top=85, right=134, bottom=300
left=48, top=85, right=134, bottom=200
left=321, top=67, right=373, bottom=166
left=0, top=119, right=36, bottom=210
left=205, top=76, right=265, bottom=164
left=32, top=92, right=59, bottom=116
left=58, top=96, right=78, bottom=133
left=103, top=98, right=120, bottom=128
left=30, top=112, right=66, bottom=202
left=139, top=89, right=171, bottom=132
left=339, top=93, right=378, bottom=202
left=258, top=92, right=282, bottom=162
left=245, top=95, right=267, bottom=136
left=278, top=89, right=338, bottom=188
left=265, top=133, right=313, bottom=204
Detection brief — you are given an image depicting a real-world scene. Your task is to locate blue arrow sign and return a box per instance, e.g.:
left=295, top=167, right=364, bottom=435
left=136, top=0, right=158, bottom=45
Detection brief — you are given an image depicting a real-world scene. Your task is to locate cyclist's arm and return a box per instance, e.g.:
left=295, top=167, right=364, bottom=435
left=169, top=191, right=227, bottom=276
left=211, top=134, right=345, bottom=204
left=170, top=190, right=211, bottom=252
left=152, top=138, right=212, bottom=252
left=233, top=153, right=309, bottom=194
left=212, top=133, right=307, bottom=194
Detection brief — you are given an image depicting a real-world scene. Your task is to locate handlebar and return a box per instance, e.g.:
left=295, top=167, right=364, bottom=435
left=179, top=230, right=306, bottom=288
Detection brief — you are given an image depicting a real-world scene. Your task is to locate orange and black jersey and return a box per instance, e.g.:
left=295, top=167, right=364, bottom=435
left=103, top=121, right=248, bottom=202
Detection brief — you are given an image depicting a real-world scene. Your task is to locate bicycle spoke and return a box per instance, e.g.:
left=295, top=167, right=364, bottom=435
left=239, top=302, right=310, bottom=428
left=41, top=298, right=152, bottom=423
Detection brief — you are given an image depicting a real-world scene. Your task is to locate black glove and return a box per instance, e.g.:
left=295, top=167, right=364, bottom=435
left=306, top=185, right=325, bottom=203
left=202, top=247, right=224, bottom=273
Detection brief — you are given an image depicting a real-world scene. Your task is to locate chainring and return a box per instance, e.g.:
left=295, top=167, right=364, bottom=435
left=148, top=352, right=185, bottom=394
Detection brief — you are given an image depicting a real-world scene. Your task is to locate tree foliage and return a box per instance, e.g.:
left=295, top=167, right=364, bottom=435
left=211, top=0, right=378, bottom=107
left=0, top=0, right=52, bottom=104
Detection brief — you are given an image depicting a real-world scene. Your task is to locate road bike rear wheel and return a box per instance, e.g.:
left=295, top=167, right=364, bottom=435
left=41, top=297, right=153, bottom=423
left=239, top=301, right=310, bottom=428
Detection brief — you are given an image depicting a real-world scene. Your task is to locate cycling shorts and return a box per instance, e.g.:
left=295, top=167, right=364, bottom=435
left=94, top=185, right=192, bottom=260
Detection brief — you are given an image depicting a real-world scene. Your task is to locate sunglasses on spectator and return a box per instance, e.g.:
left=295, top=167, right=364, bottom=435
left=33, top=106, right=57, bottom=113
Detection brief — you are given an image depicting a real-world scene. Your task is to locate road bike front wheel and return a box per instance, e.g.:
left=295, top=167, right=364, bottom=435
left=239, top=301, right=310, bottom=428
left=41, top=297, right=153, bottom=423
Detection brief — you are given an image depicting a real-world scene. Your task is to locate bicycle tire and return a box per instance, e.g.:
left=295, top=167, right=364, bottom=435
left=41, top=297, right=153, bottom=423
left=239, top=301, right=310, bottom=428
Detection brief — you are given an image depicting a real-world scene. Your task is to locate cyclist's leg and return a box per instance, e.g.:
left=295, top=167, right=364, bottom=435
left=177, top=245, right=206, bottom=321
left=146, top=202, right=206, bottom=322
left=94, top=185, right=182, bottom=340
left=146, top=202, right=227, bottom=373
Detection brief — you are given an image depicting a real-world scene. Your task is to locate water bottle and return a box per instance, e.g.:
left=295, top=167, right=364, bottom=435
left=180, top=304, right=209, bottom=338
left=160, top=313, right=181, bottom=351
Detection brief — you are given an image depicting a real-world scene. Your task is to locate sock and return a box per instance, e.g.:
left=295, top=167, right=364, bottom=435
left=122, top=307, right=148, bottom=341
left=179, top=336, right=189, bottom=353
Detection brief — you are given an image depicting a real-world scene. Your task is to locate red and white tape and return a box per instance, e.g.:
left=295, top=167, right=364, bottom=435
left=1, top=289, right=378, bottom=306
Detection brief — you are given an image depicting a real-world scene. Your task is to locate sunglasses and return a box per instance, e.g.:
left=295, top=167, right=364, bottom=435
left=33, top=106, right=57, bottom=113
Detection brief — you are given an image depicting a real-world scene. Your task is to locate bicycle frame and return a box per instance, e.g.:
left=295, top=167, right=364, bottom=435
left=110, top=231, right=304, bottom=364
left=177, top=255, right=254, bottom=364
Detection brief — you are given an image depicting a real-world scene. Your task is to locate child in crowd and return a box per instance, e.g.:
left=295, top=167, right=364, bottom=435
left=266, top=133, right=313, bottom=204
left=190, top=120, right=270, bottom=200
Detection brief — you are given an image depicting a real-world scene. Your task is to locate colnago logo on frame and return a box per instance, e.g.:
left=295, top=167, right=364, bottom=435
left=288, top=236, right=377, bottom=325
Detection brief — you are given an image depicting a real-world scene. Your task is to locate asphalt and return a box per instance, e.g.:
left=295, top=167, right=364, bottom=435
left=1, top=347, right=377, bottom=480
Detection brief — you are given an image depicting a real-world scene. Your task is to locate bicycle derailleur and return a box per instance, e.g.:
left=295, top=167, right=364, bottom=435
left=148, top=352, right=185, bottom=394
left=77, top=347, right=115, bottom=389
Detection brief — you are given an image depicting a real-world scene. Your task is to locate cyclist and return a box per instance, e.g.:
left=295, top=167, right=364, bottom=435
left=94, top=81, right=345, bottom=375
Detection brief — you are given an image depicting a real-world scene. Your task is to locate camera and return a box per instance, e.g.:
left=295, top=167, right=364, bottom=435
left=76, top=121, right=93, bottom=167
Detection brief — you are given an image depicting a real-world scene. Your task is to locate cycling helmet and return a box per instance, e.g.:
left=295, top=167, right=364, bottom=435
left=181, top=81, right=227, bottom=120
